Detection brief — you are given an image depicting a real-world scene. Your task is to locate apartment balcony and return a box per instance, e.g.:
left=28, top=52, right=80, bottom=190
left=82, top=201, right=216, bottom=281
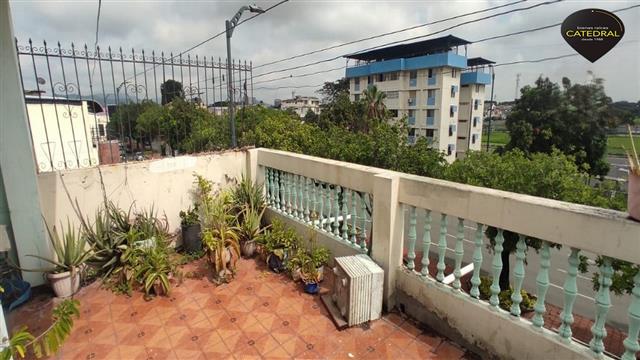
left=427, top=97, right=436, bottom=106
left=460, top=71, right=492, bottom=86
left=5, top=149, right=640, bottom=360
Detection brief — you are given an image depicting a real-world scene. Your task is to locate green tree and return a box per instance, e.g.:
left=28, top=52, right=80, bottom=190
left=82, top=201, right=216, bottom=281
left=108, top=100, right=157, bottom=150
left=161, top=80, right=184, bottom=105
left=446, top=149, right=621, bottom=290
left=506, top=75, right=614, bottom=176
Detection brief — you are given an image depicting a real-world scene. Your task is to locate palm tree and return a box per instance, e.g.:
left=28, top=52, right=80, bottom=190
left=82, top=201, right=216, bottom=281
left=362, top=85, right=387, bottom=121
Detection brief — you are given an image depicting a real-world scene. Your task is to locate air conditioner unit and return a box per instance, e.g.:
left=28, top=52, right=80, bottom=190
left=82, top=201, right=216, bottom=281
left=322, top=254, right=383, bottom=328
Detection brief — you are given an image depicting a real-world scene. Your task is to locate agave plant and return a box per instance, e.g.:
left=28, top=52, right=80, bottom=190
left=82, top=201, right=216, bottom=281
left=237, top=206, right=269, bottom=243
left=28, top=220, right=92, bottom=274
left=231, top=175, right=265, bottom=214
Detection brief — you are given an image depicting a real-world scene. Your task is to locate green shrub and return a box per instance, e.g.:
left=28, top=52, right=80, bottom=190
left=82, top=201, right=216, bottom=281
left=478, top=276, right=536, bottom=312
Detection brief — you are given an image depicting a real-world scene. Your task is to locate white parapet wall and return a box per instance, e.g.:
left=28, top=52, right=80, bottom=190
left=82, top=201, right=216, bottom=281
left=396, top=269, right=601, bottom=360
left=37, top=150, right=248, bottom=246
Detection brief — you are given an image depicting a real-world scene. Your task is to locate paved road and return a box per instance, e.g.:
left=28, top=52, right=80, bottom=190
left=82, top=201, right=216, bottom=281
left=608, top=155, right=630, bottom=180
left=401, top=208, right=630, bottom=331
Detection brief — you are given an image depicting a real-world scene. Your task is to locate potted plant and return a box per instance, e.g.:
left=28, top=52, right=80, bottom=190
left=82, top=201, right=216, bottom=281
left=27, top=220, right=92, bottom=298
left=626, top=125, right=640, bottom=221
left=310, top=246, right=330, bottom=282
left=237, top=206, right=268, bottom=258
left=300, top=261, right=321, bottom=295
left=180, top=207, right=202, bottom=253
left=259, top=219, right=298, bottom=273
left=134, top=247, right=173, bottom=298
left=286, top=246, right=310, bottom=282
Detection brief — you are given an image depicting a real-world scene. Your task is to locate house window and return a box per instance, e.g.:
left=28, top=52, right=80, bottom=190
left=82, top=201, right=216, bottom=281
left=354, top=94, right=360, bottom=101
left=98, top=124, right=105, bottom=136
left=451, top=69, right=457, bottom=78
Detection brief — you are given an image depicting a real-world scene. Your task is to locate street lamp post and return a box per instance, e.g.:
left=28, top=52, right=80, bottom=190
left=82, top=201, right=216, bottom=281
left=226, top=4, right=264, bottom=148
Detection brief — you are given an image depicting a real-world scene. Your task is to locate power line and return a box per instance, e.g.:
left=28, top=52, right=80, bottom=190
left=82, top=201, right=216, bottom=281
left=255, top=83, right=325, bottom=90
left=253, top=0, right=564, bottom=79
left=253, top=0, right=527, bottom=70
left=252, top=65, right=344, bottom=85
left=252, top=3, right=638, bottom=85
left=127, top=0, right=289, bottom=81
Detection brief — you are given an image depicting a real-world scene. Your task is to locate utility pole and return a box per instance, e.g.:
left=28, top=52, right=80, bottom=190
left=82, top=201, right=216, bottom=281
left=486, top=67, right=496, bottom=152
left=225, top=4, right=265, bottom=148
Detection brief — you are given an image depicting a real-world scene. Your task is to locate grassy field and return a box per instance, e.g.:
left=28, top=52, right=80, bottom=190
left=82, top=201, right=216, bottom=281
left=481, top=131, right=640, bottom=156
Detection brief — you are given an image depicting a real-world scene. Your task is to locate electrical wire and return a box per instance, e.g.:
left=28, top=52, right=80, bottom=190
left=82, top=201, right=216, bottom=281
left=253, top=0, right=565, bottom=79
left=253, top=0, right=527, bottom=69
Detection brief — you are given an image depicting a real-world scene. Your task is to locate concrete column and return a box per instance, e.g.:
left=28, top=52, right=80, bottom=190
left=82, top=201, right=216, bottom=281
left=0, top=2, right=47, bottom=285
left=371, top=173, right=404, bottom=311
left=246, top=148, right=265, bottom=186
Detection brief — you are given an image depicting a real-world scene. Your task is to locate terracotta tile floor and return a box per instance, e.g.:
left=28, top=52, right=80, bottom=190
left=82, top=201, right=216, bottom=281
left=7, top=257, right=472, bottom=359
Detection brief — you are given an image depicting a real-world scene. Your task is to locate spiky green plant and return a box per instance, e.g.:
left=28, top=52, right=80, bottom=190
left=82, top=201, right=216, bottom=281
left=231, top=175, right=265, bottom=214
left=134, top=247, right=172, bottom=296
left=237, top=206, right=269, bottom=243
left=27, top=220, right=92, bottom=274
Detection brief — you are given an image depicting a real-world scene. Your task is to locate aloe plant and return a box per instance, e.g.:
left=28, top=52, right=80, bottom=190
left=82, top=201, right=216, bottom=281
left=27, top=220, right=92, bottom=274
left=134, top=247, right=172, bottom=296
left=237, top=206, right=269, bottom=243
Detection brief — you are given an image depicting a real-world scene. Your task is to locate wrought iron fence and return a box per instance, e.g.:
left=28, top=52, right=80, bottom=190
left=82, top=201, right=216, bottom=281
left=16, top=38, right=253, bottom=172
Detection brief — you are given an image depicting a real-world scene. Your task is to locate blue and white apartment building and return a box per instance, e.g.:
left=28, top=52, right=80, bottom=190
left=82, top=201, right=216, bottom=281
left=344, top=35, right=493, bottom=162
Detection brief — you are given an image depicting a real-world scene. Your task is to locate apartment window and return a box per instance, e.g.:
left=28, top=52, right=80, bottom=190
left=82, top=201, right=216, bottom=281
left=472, top=134, right=477, bottom=144
left=386, top=91, right=399, bottom=99
left=98, top=124, right=105, bottom=136
left=386, top=72, right=399, bottom=81
left=473, top=117, right=479, bottom=127
left=457, top=136, right=466, bottom=140
left=449, top=124, right=456, bottom=137
left=354, top=94, right=360, bottom=101
left=378, top=73, right=384, bottom=82
left=367, top=76, right=373, bottom=85
left=354, top=77, right=360, bottom=91
left=450, top=85, right=458, bottom=98
left=474, top=99, right=480, bottom=110
left=451, top=69, right=457, bottom=78
left=409, top=70, right=417, bottom=80
left=408, top=128, right=416, bottom=136
left=450, top=105, right=457, bottom=117
left=389, top=109, right=399, bottom=117
left=427, top=89, right=436, bottom=98
left=426, top=109, right=435, bottom=121
left=447, top=144, right=455, bottom=155
left=475, top=84, right=480, bottom=93
left=426, top=129, right=435, bottom=138
left=428, top=69, right=434, bottom=78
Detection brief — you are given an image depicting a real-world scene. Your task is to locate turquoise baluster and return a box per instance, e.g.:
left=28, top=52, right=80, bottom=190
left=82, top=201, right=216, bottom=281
left=341, top=188, right=348, bottom=240
left=510, top=234, right=526, bottom=316
left=452, top=218, right=465, bottom=290
left=436, top=214, right=447, bottom=282
left=319, top=183, right=325, bottom=229
left=332, top=186, right=340, bottom=236
left=286, top=173, right=293, bottom=215
left=360, top=194, right=367, bottom=252
left=532, top=241, right=551, bottom=328
left=268, top=168, right=275, bottom=206
left=622, top=270, right=640, bottom=360
left=276, top=170, right=282, bottom=211
left=420, top=210, right=432, bottom=278
left=470, top=223, right=484, bottom=299
left=298, top=175, right=304, bottom=220
left=292, top=175, right=299, bottom=218
left=490, top=229, right=504, bottom=308
left=406, top=206, right=417, bottom=271
left=558, top=248, right=580, bottom=342
left=304, top=177, right=310, bottom=223
left=264, top=168, right=271, bottom=205
left=590, top=257, right=613, bottom=354
left=311, top=180, right=317, bottom=224
left=324, top=185, right=332, bottom=232
left=350, top=190, right=357, bottom=245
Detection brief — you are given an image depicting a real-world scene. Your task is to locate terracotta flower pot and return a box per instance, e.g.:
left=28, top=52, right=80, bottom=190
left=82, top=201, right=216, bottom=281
left=241, top=240, right=256, bottom=258
left=629, top=172, right=640, bottom=221
left=47, top=269, right=80, bottom=298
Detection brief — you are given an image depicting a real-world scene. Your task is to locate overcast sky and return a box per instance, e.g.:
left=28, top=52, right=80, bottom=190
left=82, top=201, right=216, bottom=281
left=9, top=0, right=640, bottom=104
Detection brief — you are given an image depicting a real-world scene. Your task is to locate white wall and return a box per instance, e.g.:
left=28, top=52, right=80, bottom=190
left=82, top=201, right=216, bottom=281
left=37, top=151, right=247, bottom=246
